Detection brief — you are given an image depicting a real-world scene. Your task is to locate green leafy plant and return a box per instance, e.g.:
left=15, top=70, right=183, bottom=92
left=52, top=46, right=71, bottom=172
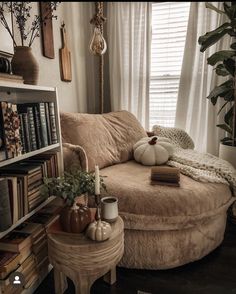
left=42, top=169, right=107, bottom=207
left=198, top=2, right=236, bottom=146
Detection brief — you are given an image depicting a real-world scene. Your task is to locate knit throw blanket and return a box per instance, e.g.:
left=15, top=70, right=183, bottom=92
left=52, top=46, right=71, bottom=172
left=152, top=125, right=236, bottom=196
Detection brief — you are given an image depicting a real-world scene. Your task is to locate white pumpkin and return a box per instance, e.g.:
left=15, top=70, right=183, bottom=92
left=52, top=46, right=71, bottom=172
left=133, top=136, right=174, bottom=166
left=86, top=219, right=112, bottom=241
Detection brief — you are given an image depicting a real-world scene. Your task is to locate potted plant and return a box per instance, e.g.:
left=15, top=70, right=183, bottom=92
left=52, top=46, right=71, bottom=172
left=198, top=2, right=236, bottom=168
left=0, top=2, right=60, bottom=84
left=42, top=169, right=107, bottom=233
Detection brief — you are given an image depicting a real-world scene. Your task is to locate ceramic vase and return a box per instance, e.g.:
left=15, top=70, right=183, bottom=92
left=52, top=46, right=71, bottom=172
left=219, top=142, right=236, bottom=169
left=11, top=46, right=39, bottom=85
left=101, top=196, right=118, bottom=223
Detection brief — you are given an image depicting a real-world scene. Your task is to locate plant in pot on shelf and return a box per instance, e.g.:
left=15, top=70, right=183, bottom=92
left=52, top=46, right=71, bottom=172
left=0, top=2, right=60, bottom=85
left=42, top=169, right=107, bottom=234
left=198, top=2, right=236, bottom=168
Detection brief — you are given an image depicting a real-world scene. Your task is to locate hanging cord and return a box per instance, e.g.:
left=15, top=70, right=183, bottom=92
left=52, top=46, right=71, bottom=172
left=90, top=2, right=106, bottom=114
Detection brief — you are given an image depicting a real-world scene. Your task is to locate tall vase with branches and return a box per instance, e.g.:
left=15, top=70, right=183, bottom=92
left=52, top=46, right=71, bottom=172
left=0, top=2, right=60, bottom=84
left=198, top=2, right=236, bottom=150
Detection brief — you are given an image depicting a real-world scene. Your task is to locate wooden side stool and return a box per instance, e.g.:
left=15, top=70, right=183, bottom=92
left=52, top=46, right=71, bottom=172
left=47, top=216, right=124, bottom=294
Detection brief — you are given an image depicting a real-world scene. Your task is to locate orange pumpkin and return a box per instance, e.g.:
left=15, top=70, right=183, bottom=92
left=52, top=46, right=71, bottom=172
left=60, top=203, right=92, bottom=233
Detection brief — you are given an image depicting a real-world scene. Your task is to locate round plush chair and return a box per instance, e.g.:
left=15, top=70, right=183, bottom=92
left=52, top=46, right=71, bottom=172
left=60, top=110, right=234, bottom=269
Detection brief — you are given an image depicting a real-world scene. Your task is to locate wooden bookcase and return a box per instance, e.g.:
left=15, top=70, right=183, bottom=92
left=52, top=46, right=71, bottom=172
left=0, top=81, right=64, bottom=293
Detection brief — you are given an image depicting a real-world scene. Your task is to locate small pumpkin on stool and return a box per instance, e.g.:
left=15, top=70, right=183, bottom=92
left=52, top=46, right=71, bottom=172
left=133, top=136, right=174, bottom=165
left=86, top=219, right=112, bottom=241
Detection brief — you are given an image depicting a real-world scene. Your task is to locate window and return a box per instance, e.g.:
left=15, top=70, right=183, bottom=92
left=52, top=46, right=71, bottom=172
left=149, top=2, right=190, bottom=129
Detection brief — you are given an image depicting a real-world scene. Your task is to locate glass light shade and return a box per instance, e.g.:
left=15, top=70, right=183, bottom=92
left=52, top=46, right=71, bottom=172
left=89, top=27, right=107, bottom=56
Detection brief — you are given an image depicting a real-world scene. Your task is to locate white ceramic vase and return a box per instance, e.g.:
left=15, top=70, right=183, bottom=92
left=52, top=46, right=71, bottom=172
left=101, top=196, right=118, bottom=223
left=219, top=142, right=236, bottom=169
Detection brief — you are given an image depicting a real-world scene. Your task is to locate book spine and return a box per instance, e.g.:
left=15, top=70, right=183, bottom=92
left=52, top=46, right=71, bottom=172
left=33, top=105, right=42, bottom=149
left=22, top=113, right=31, bottom=153
left=0, top=178, right=12, bottom=232
left=0, top=108, right=7, bottom=161
left=12, top=104, right=22, bottom=157
left=45, top=102, right=52, bottom=145
left=0, top=102, right=15, bottom=159
left=19, top=114, right=26, bottom=154
left=38, top=103, right=48, bottom=147
left=48, top=102, right=58, bottom=144
left=27, top=107, right=37, bottom=151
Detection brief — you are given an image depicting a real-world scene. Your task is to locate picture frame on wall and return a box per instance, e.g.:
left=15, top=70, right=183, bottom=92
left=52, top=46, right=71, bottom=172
left=0, top=11, right=14, bottom=57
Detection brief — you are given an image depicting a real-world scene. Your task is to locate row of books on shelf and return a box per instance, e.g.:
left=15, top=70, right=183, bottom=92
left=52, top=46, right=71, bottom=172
left=0, top=197, right=64, bottom=293
left=0, top=101, right=58, bottom=162
left=0, top=152, right=59, bottom=233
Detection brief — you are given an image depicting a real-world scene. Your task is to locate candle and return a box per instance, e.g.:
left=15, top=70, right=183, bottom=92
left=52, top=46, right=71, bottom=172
left=95, top=164, right=100, bottom=195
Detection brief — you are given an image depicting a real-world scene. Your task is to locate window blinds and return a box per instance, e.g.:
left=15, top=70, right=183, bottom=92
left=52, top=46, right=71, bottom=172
left=150, top=2, right=190, bottom=129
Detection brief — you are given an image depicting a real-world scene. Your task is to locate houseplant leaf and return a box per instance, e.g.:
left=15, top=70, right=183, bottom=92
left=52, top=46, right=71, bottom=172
left=207, top=50, right=236, bottom=65
left=224, top=106, right=234, bottom=125
left=223, top=58, right=235, bottom=76
left=198, top=23, right=231, bottom=52
left=207, top=79, right=234, bottom=105
left=223, top=2, right=236, bottom=20
left=205, top=2, right=225, bottom=15
left=215, top=64, right=229, bottom=76
left=216, top=123, right=232, bottom=134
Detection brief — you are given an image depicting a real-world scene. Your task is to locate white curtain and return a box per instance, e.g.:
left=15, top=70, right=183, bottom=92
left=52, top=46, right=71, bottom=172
left=107, top=2, right=151, bottom=129
left=175, top=2, right=230, bottom=155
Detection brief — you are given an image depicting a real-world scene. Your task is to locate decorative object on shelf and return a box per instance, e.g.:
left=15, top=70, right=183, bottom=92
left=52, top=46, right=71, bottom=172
left=0, top=2, right=60, bottom=84
left=42, top=168, right=107, bottom=233
left=11, top=46, right=39, bottom=85
left=59, top=22, right=72, bottom=82
left=198, top=2, right=236, bottom=167
left=89, top=2, right=107, bottom=113
left=0, top=57, right=11, bottom=73
left=86, top=218, right=112, bottom=241
left=40, top=2, right=55, bottom=59
left=133, top=136, right=174, bottom=166
left=101, top=196, right=118, bottom=223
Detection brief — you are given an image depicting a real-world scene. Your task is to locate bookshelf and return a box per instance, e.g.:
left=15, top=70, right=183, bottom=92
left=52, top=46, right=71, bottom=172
left=0, top=196, right=55, bottom=239
left=0, top=82, right=64, bottom=293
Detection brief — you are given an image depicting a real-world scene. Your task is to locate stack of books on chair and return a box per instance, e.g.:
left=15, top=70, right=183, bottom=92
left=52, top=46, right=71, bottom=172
left=0, top=198, right=63, bottom=293
left=150, top=166, right=180, bottom=187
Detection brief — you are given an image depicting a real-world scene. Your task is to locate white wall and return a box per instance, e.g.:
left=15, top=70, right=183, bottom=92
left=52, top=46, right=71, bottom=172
left=1, top=2, right=100, bottom=113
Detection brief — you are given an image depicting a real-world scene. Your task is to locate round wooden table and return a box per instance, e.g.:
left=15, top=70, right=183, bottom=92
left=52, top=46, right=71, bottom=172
left=47, top=216, right=124, bottom=294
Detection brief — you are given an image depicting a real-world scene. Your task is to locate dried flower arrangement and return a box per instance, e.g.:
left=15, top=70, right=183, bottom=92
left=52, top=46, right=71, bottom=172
left=0, top=2, right=60, bottom=47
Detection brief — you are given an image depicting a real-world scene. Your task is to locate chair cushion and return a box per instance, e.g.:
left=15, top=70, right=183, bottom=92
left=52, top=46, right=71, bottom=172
left=100, top=160, right=233, bottom=230
left=60, top=110, right=147, bottom=171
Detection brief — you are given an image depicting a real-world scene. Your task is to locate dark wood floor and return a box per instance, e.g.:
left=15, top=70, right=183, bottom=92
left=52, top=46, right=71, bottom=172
left=35, top=220, right=236, bottom=294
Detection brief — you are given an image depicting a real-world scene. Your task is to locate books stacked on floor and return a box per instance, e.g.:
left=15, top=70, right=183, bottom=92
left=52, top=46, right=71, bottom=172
left=0, top=101, right=58, bottom=160
left=0, top=152, right=59, bottom=232
left=150, top=166, right=180, bottom=187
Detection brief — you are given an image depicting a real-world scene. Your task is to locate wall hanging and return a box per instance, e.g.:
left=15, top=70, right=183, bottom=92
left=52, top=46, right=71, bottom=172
left=59, top=22, right=72, bottom=82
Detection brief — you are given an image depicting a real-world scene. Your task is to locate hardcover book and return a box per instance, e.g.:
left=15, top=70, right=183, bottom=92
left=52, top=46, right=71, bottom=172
left=0, top=231, right=32, bottom=253
left=0, top=178, right=12, bottom=232
left=0, top=102, right=22, bottom=159
left=0, top=251, right=21, bottom=279
left=48, top=102, right=58, bottom=144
